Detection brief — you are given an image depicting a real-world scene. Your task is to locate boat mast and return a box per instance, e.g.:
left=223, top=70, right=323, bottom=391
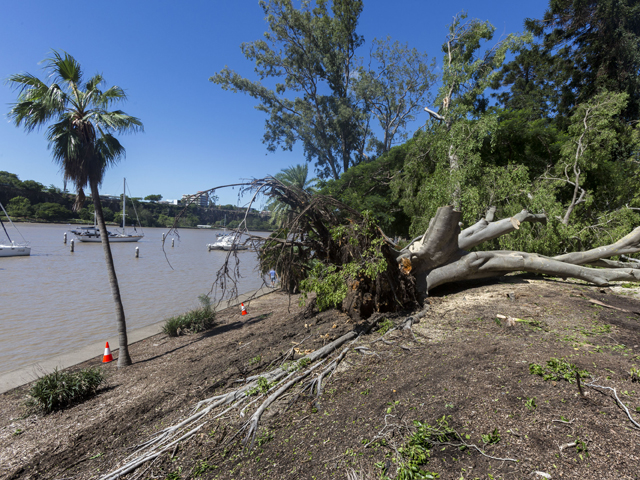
left=122, top=178, right=127, bottom=233
left=0, top=203, right=13, bottom=243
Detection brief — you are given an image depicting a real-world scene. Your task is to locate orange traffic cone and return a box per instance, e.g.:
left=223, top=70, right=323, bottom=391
left=241, top=303, right=248, bottom=316
left=102, top=342, right=113, bottom=363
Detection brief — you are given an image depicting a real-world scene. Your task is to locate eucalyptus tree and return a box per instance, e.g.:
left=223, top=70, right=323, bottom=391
left=394, top=13, right=529, bottom=235
left=353, top=37, right=436, bottom=155
left=211, top=0, right=367, bottom=180
left=6, top=50, right=143, bottom=367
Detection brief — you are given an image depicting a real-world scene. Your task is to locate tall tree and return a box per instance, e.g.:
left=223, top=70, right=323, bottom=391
left=211, top=0, right=366, bottom=180
left=499, top=0, right=640, bottom=120
left=6, top=50, right=143, bottom=367
left=395, top=13, right=529, bottom=235
left=353, top=37, right=436, bottom=155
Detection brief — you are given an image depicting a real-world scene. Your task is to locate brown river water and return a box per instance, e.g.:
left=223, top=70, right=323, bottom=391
left=0, top=223, right=267, bottom=375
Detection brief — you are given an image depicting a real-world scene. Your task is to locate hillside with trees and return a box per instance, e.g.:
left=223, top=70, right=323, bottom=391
left=0, top=170, right=273, bottom=230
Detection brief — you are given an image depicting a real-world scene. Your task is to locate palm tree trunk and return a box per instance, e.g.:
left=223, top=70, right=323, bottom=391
left=90, top=182, right=132, bottom=367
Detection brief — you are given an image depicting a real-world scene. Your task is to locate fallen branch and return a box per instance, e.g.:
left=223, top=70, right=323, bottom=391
left=584, top=380, right=640, bottom=430
left=100, top=330, right=359, bottom=479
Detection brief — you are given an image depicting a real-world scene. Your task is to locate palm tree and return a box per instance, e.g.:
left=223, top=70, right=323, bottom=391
left=267, top=164, right=317, bottom=227
left=6, top=51, right=143, bottom=367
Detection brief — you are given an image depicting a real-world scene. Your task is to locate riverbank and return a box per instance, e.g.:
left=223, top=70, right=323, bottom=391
left=0, top=285, right=273, bottom=394
left=1, top=224, right=268, bottom=375
left=2, top=277, right=640, bottom=479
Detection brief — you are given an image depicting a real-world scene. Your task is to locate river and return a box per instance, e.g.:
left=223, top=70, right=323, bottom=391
left=0, top=223, right=266, bottom=375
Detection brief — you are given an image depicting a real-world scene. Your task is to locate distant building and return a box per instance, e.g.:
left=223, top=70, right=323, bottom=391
left=181, top=192, right=209, bottom=207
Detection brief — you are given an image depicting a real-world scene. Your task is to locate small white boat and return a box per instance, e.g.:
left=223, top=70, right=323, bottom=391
left=207, top=233, right=248, bottom=251
left=71, top=225, right=143, bottom=243
left=72, top=178, right=144, bottom=243
left=0, top=201, right=31, bottom=257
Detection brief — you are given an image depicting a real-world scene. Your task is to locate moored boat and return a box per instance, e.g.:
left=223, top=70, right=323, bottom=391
left=72, top=178, right=144, bottom=243
left=0, top=201, right=31, bottom=257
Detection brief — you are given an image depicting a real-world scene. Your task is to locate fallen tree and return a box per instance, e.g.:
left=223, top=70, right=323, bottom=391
left=171, top=178, right=640, bottom=318
left=396, top=205, right=640, bottom=296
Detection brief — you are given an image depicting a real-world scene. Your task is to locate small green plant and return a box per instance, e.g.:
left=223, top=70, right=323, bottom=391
left=26, top=367, right=104, bottom=414
left=247, top=376, right=277, bottom=396
left=378, top=318, right=394, bottom=335
left=393, top=416, right=462, bottom=480
left=192, top=461, right=216, bottom=477
left=630, top=367, right=640, bottom=383
left=529, top=358, right=590, bottom=383
left=525, top=397, right=537, bottom=411
left=249, top=355, right=262, bottom=365
left=162, top=294, right=215, bottom=337
left=256, top=429, right=274, bottom=446
left=481, top=428, right=501, bottom=445
left=387, top=400, right=400, bottom=413
left=575, top=438, right=589, bottom=460
left=166, top=467, right=182, bottom=480
left=297, top=357, right=311, bottom=369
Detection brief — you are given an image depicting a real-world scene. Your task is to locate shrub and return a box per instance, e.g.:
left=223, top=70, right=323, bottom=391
left=27, top=367, right=104, bottom=414
left=162, top=294, right=215, bottom=337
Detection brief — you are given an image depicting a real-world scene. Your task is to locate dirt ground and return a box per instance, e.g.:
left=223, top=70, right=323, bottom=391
left=1, top=275, right=640, bottom=480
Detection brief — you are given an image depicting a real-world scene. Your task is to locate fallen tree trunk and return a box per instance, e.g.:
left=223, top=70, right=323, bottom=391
left=396, top=205, right=640, bottom=296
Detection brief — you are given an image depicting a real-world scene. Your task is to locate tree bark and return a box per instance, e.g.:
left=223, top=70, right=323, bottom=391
left=397, top=205, right=640, bottom=296
left=91, top=182, right=132, bottom=367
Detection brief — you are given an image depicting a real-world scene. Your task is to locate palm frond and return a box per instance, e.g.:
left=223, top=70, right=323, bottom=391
left=93, top=110, right=144, bottom=134
left=44, top=50, right=82, bottom=86
left=96, top=85, right=128, bottom=108
left=85, top=74, right=104, bottom=94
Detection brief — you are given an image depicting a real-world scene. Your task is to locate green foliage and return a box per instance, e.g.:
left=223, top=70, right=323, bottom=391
left=352, top=36, right=437, bottom=155
left=393, top=415, right=468, bottom=480
left=0, top=171, right=24, bottom=188
left=211, top=0, right=366, bottom=179
left=320, top=142, right=412, bottom=236
left=6, top=196, right=32, bottom=218
left=247, top=376, right=278, bottom=396
left=529, top=358, right=590, bottom=383
left=377, top=318, right=394, bottom=335
left=524, top=397, right=537, bottom=411
left=630, top=367, right=640, bottom=383
left=26, top=367, right=104, bottom=414
left=33, top=202, right=72, bottom=221
left=21, top=180, right=45, bottom=192
left=249, top=355, right=262, bottom=365
left=144, top=194, right=162, bottom=202
left=192, top=461, right=216, bottom=477
left=297, top=357, right=311, bottom=369
left=162, top=295, right=215, bottom=337
left=257, top=429, right=275, bottom=446
left=481, top=428, right=501, bottom=445
left=519, top=0, right=640, bottom=120
left=266, top=164, right=317, bottom=227
left=300, top=219, right=388, bottom=311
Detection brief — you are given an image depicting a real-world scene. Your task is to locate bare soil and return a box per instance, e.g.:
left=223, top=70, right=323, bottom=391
left=2, top=276, right=640, bottom=480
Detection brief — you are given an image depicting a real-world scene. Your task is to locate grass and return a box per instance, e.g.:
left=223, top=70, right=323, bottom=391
left=162, top=294, right=215, bottom=337
left=27, top=367, right=104, bottom=414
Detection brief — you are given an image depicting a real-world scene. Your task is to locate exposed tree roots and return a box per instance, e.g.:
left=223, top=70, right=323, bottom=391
left=99, top=329, right=361, bottom=479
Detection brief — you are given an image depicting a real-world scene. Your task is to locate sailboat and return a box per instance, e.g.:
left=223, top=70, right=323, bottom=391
left=0, top=201, right=31, bottom=257
left=71, top=178, right=144, bottom=243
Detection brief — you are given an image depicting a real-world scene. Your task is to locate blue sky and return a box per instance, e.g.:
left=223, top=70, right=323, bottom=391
left=0, top=0, right=549, bottom=207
